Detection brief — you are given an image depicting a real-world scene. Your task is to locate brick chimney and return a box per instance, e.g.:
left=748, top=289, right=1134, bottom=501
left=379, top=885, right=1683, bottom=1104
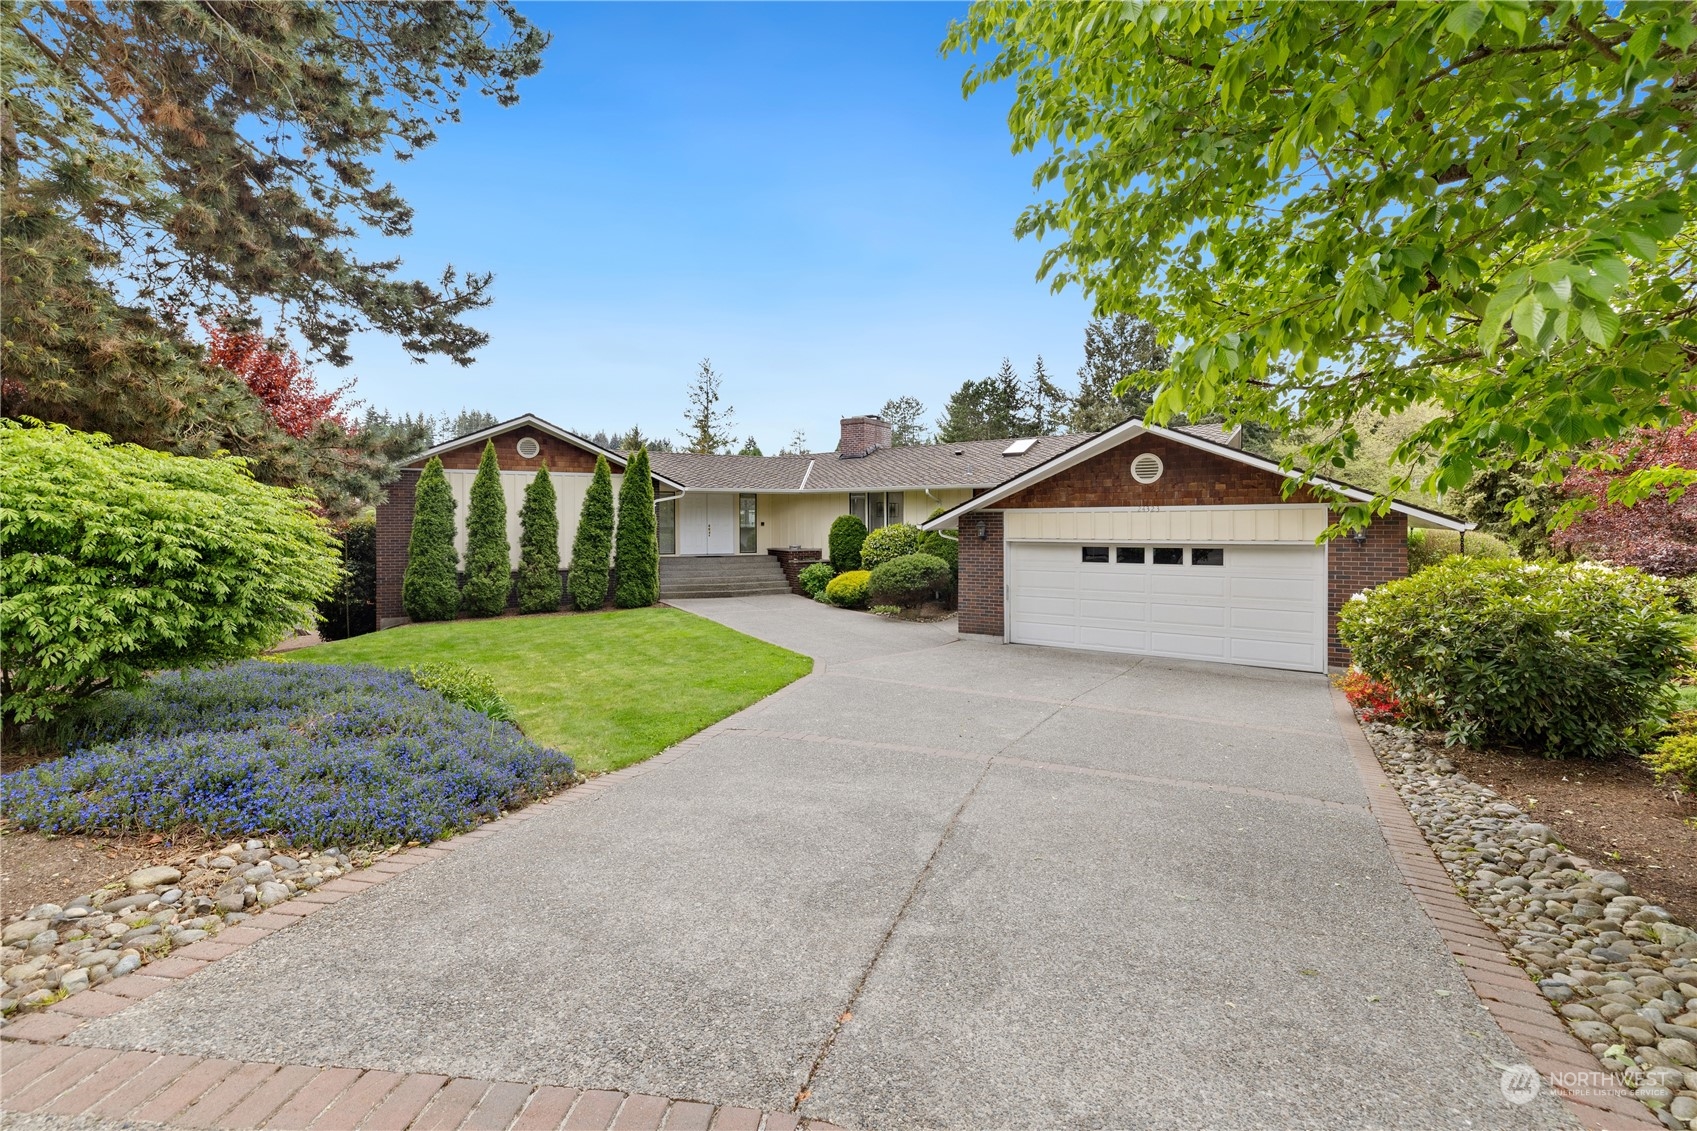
left=837, top=415, right=893, bottom=458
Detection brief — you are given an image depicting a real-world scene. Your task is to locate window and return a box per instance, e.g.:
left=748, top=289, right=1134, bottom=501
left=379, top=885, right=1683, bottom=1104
left=656, top=498, right=676, bottom=556
left=738, top=494, right=758, bottom=554
left=1191, top=548, right=1225, bottom=566
left=1081, top=546, right=1109, bottom=563
left=848, top=492, right=904, bottom=530
left=1116, top=547, right=1145, bottom=564
left=1153, top=547, right=1183, bottom=565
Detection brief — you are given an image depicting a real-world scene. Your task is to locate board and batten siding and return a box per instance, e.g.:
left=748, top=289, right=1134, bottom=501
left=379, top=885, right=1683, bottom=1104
left=754, top=489, right=975, bottom=556
left=441, top=469, right=621, bottom=569
left=1002, top=504, right=1328, bottom=545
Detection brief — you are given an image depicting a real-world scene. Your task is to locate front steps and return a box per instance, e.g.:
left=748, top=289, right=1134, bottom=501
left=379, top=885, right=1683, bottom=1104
left=660, top=554, right=793, bottom=600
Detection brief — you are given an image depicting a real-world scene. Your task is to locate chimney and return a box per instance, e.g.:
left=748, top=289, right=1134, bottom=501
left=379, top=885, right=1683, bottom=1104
left=837, top=415, right=893, bottom=458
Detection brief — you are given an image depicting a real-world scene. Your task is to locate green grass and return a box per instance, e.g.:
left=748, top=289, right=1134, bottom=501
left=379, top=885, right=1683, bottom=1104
left=284, top=608, right=811, bottom=773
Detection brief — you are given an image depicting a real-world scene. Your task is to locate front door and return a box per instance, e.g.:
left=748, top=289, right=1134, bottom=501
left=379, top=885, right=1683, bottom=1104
left=705, top=492, right=737, bottom=554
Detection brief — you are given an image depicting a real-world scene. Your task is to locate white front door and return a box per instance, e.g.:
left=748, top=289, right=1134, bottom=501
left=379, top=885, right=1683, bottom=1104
left=705, top=493, right=737, bottom=554
left=1007, top=541, right=1327, bottom=672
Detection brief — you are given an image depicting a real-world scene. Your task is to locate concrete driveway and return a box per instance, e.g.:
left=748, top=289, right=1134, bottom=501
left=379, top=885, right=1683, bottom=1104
left=71, top=595, right=1570, bottom=1130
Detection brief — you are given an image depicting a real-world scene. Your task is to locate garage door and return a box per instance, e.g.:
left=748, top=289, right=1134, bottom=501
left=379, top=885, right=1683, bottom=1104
left=1007, top=541, right=1327, bottom=672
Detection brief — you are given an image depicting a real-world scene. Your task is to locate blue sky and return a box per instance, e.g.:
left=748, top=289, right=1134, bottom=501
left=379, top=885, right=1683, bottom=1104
left=344, top=2, right=1091, bottom=451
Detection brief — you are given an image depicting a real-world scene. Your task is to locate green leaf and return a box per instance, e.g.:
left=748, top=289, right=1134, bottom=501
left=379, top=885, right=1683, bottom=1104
left=1510, top=295, right=1547, bottom=346
left=1444, top=2, right=1488, bottom=40
left=1579, top=305, right=1620, bottom=347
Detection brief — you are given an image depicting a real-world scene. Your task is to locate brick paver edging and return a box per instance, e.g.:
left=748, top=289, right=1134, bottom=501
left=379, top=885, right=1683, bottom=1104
left=1330, top=687, right=1662, bottom=1131
left=0, top=675, right=843, bottom=1131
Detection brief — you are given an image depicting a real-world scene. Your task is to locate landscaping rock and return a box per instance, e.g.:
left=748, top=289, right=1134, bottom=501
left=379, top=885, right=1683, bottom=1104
left=1, top=921, right=48, bottom=946
left=126, top=866, right=183, bottom=891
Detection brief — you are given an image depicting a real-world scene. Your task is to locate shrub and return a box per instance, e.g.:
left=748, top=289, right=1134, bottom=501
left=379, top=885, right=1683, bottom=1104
left=407, top=662, right=517, bottom=723
left=0, top=421, right=338, bottom=727
left=868, top=552, right=954, bottom=608
left=517, top=466, right=562, bottom=613
left=870, top=605, right=902, bottom=617
left=1336, top=669, right=1404, bottom=723
left=6, top=662, right=575, bottom=846
left=918, top=528, right=959, bottom=574
left=798, top=561, right=836, bottom=598
left=568, top=455, right=615, bottom=611
left=1662, top=575, right=1697, bottom=615
left=1407, top=528, right=1514, bottom=573
left=460, top=442, right=512, bottom=617
left=1338, top=558, right=1687, bottom=758
left=829, top=514, right=869, bottom=572
left=1647, top=724, right=1697, bottom=792
left=403, top=456, right=459, bottom=622
left=824, top=569, right=872, bottom=609
left=317, top=515, right=377, bottom=641
left=614, top=448, right=660, bottom=608
left=860, top=523, right=922, bottom=572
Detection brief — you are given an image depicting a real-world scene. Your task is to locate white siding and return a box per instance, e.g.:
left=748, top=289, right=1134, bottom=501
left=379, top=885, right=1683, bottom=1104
left=442, top=469, right=622, bottom=569
left=1003, top=504, right=1326, bottom=545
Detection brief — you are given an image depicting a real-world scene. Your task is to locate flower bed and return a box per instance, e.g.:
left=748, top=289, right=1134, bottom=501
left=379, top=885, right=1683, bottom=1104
left=2, top=662, right=577, bottom=847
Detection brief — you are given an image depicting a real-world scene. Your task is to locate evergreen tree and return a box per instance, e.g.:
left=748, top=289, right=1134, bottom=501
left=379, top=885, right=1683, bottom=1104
left=680, top=359, right=736, bottom=453
left=1025, top=356, right=1068, bottom=435
left=1068, top=315, right=1169, bottom=433
left=738, top=435, right=763, bottom=456
left=614, top=449, right=660, bottom=608
left=880, top=397, right=928, bottom=446
left=441, top=409, right=502, bottom=440
left=568, top=455, right=616, bottom=611
left=517, top=465, right=562, bottom=613
left=402, top=457, right=459, bottom=622
left=936, top=359, right=1031, bottom=442
left=460, top=442, right=511, bottom=617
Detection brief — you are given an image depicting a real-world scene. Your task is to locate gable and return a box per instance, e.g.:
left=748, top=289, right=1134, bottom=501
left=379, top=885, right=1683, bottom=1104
left=999, top=432, right=1312, bottom=509
left=410, top=422, right=610, bottom=474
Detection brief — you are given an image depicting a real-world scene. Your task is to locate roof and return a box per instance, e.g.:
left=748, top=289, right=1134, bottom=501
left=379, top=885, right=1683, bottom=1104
left=649, top=433, right=1098, bottom=492
left=409, top=414, right=689, bottom=492
left=919, top=417, right=1473, bottom=533
left=643, top=453, right=814, bottom=491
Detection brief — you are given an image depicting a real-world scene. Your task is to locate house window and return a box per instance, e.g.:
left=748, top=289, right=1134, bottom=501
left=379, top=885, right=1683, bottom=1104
left=1192, top=548, right=1225, bottom=566
left=1116, top=547, right=1145, bottom=564
left=739, top=494, right=758, bottom=554
left=656, top=498, right=676, bottom=556
left=848, top=492, right=904, bottom=530
left=1081, top=546, right=1109, bottom=563
left=1152, top=547, right=1183, bottom=565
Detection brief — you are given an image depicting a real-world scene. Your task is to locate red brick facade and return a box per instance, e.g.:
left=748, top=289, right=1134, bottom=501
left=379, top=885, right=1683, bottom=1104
left=374, top=468, right=419, bottom=628
left=1326, top=512, right=1409, bottom=668
left=419, top=425, right=611, bottom=474
left=768, top=547, right=823, bottom=596
left=837, top=415, right=893, bottom=458
left=956, top=510, right=1005, bottom=636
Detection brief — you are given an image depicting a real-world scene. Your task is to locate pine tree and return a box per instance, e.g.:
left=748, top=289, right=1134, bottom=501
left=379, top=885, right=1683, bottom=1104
left=459, top=442, right=511, bottom=616
left=936, top=360, right=1032, bottom=442
left=1025, top=356, right=1069, bottom=435
left=614, top=449, right=660, bottom=608
left=517, top=465, right=562, bottom=613
left=402, top=457, right=459, bottom=621
left=1068, top=315, right=1169, bottom=433
left=568, top=455, right=616, bottom=611
left=738, top=435, right=763, bottom=456
left=880, top=397, right=928, bottom=446
left=680, top=359, right=736, bottom=453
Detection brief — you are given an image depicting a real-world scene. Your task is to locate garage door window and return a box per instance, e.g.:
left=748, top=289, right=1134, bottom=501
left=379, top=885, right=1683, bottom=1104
left=1191, top=548, right=1225, bottom=566
left=1153, top=547, right=1184, bottom=565
left=1116, top=547, right=1145, bottom=564
left=1081, top=546, right=1109, bottom=563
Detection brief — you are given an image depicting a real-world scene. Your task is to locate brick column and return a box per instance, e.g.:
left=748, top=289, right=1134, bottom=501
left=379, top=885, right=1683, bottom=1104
left=767, top=548, right=822, bottom=596
left=374, top=469, right=419, bottom=630
left=1326, top=513, right=1409, bottom=669
left=956, top=511, right=1005, bottom=638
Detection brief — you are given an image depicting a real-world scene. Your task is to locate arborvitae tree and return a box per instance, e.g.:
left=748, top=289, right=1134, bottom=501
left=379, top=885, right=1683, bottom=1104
left=517, top=465, right=562, bottom=613
left=402, top=457, right=459, bottom=621
left=459, top=442, right=511, bottom=616
left=614, top=449, right=660, bottom=608
left=568, top=455, right=616, bottom=611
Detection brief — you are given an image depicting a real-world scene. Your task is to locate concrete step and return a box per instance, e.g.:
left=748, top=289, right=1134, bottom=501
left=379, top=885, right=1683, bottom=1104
left=661, top=582, right=793, bottom=598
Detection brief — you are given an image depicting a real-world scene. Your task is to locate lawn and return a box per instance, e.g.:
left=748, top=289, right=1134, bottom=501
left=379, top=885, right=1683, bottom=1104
left=283, top=607, right=812, bottom=773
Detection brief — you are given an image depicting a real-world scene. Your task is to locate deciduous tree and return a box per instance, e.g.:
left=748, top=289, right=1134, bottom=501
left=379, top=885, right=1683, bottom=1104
left=1553, top=417, right=1697, bottom=576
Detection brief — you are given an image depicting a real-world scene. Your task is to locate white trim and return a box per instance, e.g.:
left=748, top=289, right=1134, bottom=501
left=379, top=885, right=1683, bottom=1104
left=917, top=418, right=1472, bottom=533
left=798, top=459, right=815, bottom=490
left=410, top=414, right=688, bottom=493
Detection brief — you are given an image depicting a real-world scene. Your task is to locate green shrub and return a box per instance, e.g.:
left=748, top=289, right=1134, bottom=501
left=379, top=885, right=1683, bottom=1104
left=318, top=515, right=377, bottom=641
left=517, top=466, right=562, bottom=613
left=860, top=523, right=922, bottom=571
left=1647, top=731, right=1697, bottom=792
left=1662, top=575, right=1697, bottom=614
left=568, top=455, right=616, bottom=611
left=868, top=552, right=954, bottom=608
left=1338, top=558, right=1688, bottom=758
left=403, top=456, right=459, bottom=622
left=829, top=514, right=868, bottom=572
left=798, top=561, right=836, bottom=598
left=408, top=662, right=517, bottom=723
left=614, top=448, right=660, bottom=608
left=461, top=442, right=512, bottom=617
left=824, top=569, right=872, bottom=609
left=918, top=528, right=959, bottom=573
left=0, top=420, right=339, bottom=726
left=870, top=605, right=902, bottom=617
left=1408, top=528, right=1514, bottom=573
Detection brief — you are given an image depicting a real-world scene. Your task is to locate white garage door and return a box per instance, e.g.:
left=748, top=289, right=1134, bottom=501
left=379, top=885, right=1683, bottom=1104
left=1007, top=541, right=1327, bottom=672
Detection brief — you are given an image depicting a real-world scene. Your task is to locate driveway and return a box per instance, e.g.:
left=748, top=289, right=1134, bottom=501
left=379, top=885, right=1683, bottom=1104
left=70, top=595, right=1570, bottom=1129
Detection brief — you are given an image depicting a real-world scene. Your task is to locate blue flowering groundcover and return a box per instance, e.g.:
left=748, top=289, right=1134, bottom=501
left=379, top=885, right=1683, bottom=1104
left=1, top=662, right=577, bottom=847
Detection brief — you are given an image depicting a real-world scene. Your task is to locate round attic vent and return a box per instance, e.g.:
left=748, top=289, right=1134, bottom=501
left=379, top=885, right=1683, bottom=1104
left=1130, top=452, right=1164, bottom=484
left=516, top=437, right=541, bottom=459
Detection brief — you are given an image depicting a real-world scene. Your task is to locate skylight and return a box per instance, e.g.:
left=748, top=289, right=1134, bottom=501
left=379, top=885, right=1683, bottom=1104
left=1002, top=437, right=1038, bottom=456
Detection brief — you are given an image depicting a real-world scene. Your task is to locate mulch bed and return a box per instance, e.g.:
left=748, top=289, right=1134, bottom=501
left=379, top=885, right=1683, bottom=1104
left=0, top=829, right=216, bottom=919
left=1444, top=744, right=1697, bottom=926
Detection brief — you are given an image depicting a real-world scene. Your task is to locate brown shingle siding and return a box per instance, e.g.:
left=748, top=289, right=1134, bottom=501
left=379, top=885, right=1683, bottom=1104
left=416, top=426, right=604, bottom=474
left=1000, top=433, right=1313, bottom=509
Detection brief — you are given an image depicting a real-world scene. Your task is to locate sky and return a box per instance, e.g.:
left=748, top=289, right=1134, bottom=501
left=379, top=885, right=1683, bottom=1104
left=342, top=2, right=1093, bottom=452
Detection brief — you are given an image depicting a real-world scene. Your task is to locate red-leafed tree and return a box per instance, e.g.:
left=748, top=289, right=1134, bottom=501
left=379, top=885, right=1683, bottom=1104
left=1553, top=416, right=1697, bottom=577
left=203, top=320, right=350, bottom=439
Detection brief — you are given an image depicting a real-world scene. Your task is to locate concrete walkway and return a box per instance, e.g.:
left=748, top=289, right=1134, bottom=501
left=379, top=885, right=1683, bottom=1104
left=69, top=596, right=1572, bottom=1129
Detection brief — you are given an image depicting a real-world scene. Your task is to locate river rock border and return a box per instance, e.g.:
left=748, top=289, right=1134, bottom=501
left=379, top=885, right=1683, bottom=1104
left=1333, top=688, right=1674, bottom=1131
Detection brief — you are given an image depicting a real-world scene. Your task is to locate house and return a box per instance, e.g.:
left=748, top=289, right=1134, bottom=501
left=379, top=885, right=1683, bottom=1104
left=919, top=416, right=1470, bottom=674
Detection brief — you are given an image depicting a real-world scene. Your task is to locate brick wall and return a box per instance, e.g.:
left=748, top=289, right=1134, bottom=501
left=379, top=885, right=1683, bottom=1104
left=374, top=468, right=419, bottom=628
left=837, top=415, right=893, bottom=458
left=1000, top=433, right=1314, bottom=509
left=1326, top=512, right=1409, bottom=669
left=422, top=425, right=606, bottom=473
left=768, top=548, right=823, bottom=596
left=956, top=510, right=1005, bottom=637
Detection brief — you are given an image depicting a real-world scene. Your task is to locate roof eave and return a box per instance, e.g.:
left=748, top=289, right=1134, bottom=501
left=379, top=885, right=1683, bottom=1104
left=410, top=414, right=688, bottom=492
